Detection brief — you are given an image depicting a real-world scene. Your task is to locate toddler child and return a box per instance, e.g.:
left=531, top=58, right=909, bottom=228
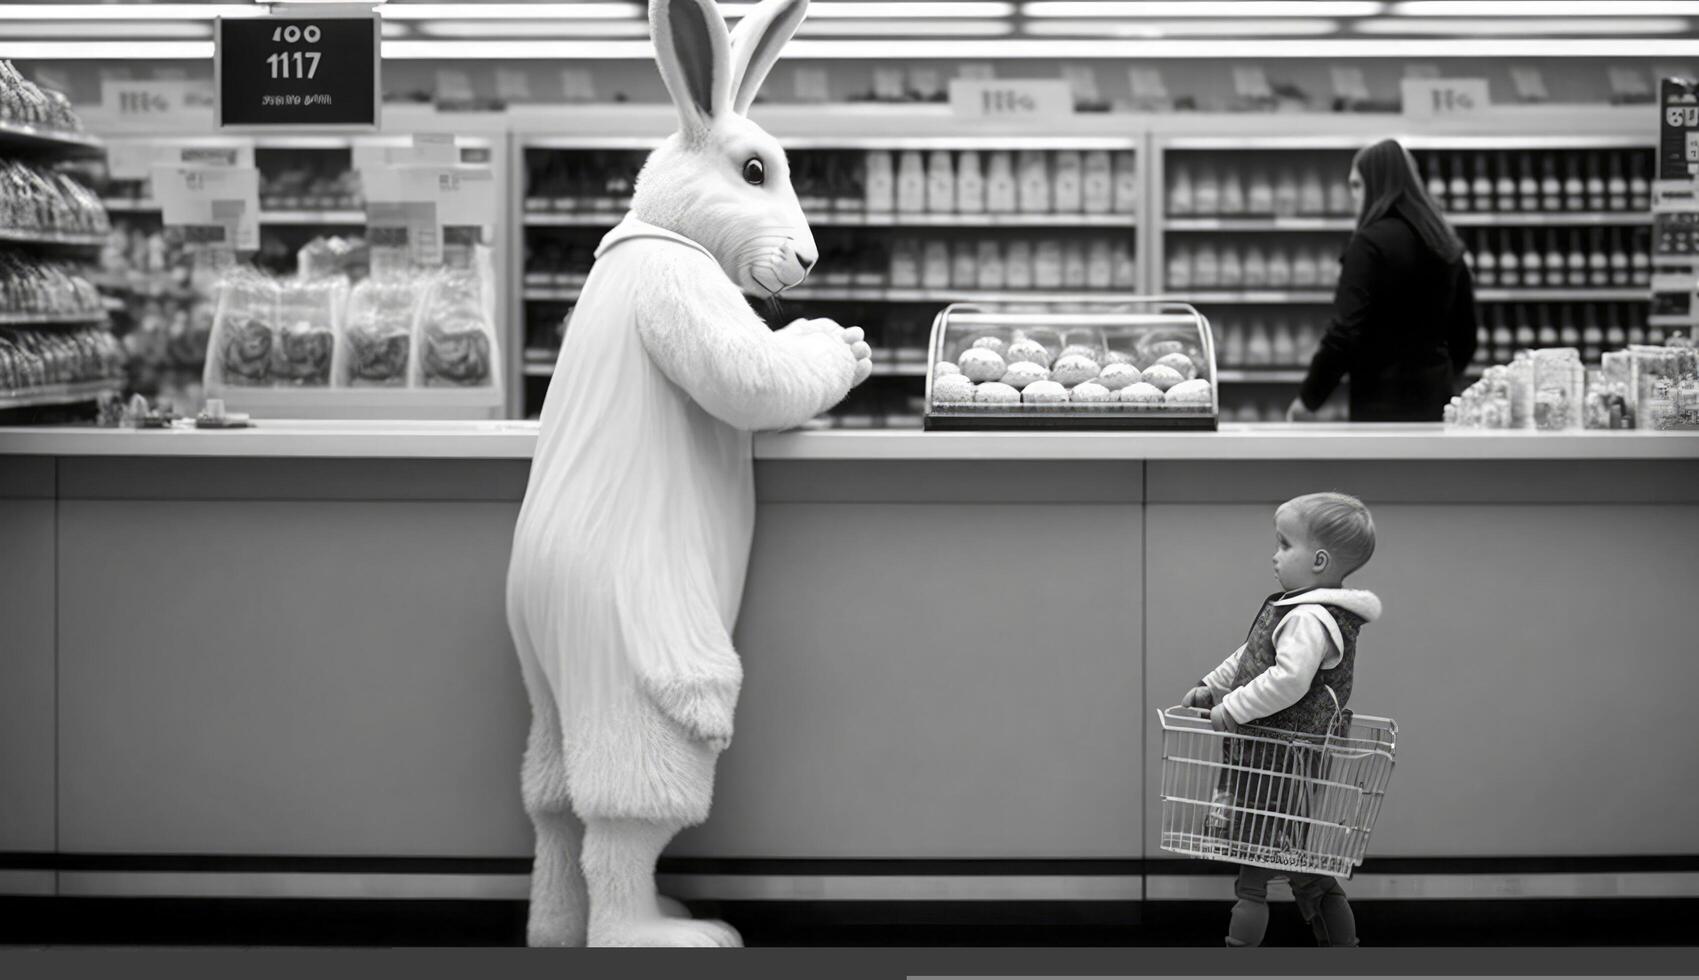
left=1180, top=491, right=1382, bottom=947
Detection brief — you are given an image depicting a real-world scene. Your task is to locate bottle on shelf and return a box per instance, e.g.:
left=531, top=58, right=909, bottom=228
left=1329, top=172, right=1354, bottom=216
left=890, top=238, right=920, bottom=287
left=1517, top=153, right=1541, bottom=212
left=1005, top=239, right=1034, bottom=288
left=1494, top=152, right=1517, bottom=212
left=978, top=239, right=1005, bottom=289
left=986, top=151, right=1017, bottom=214
left=1606, top=152, right=1629, bottom=211
left=1471, top=154, right=1493, bottom=213
left=1581, top=305, right=1603, bottom=361
left=952, top=239, right=979, bottom=290
left=1492, top=305, right=1516, bottom=359
left=1111, top=240, right=1138, bottom=289
left=864, top=150, right=894, bottom=212
left=1270, top=316, right=1296, bottom=365
left=1543, top=230, right=1566, bottom=288
left=1448, top=153, right=1471, bottom=212
left=1062, top=240, right=1088, bottom=288
left=1247, top=162, right=1275, bottom=215
left=1053, top=150, right=1083, bottom=214
left=1628, top=153, right=1650, bottom=211
left=896, top=150, right=926, bottom=213
left=1193, top=241, right=1220, bottom=288
left=1166, top=242, right=1191, bottom=289
left=1627, top=321, right=1648, bottom=346
left=1521, top=228, right=1543, bottom=288
left=957, top=150, right=985, bottom=214
left=1537, top=310, right=1560, bottom=349
left=1585, top=228, right=1608, bottom=287
left=1299, top=165, right=1327, bottom=216
left=1630, top=226, right=1650, bottom=285
left=1219, top=243, right=1243, bottom=288
left=1559, top=305, right=1580, bottom=348
left=923, top=239, right=951, bottom=289
left=1018, top=150, right=1051, bottom=213
left=1192, top=160, right=1220, bottom=215
left=1475, top=229, right=1497, bottom=287
left=1081, top=150, right=1111, bottom=215
left=926, top=149, right=955, bottom=213
left=1247, top=319, right=1273, bottom=366
left=1604, top=304, right=1627, bottom=351
left=1221, top=318, right=1244, bottom=366
left=1034, top=238, right=1064, bottom=289
left=1168, top=159, right=1195, bottom=215
left=1498, top=228, right=1520, bottom=287
left=1563, top=153, right=1586, bottom=211
left=1273, top=165, right=1300, bottom=217
left=1607, top=227, right=1630, bottom=286
left=1515, top=305, right=1539, bottom=349
left=1087, top=239, right=1113, bottom=288
left=1292, top=242, right=1319, bottom=287
left=1539, top=155, right=1563, bottom=212
left=1112, top=151, right=1139, bottom=215
left=1243, top=243, right=1268, bottom=288
left=1220, top=164, right=1245, bottom=215
left=1425, top=154, right=1448, bottom=210
left=1584, top=152, right=1606, bottom=212
left=1266, top=243, right=1293, bottom=287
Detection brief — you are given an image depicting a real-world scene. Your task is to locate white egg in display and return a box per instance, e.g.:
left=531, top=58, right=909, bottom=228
left=1155, top=352, right=1197, bottom=380
left=1140, top=364, right=1184, bottom=392
left=1051, top=354, right=1101, bottom=386
left=1098, top=362, right=1141, bottom=391
left=932, top=373, right=977, bottom=403
left=1004, top=339, right=1052, bottom=369
left=958, top=347, right=1008, bottom=382
left=1103, top=350, right=1139, bottom=367
left=1118, top=381, right=1165, bottom=404
left=1164, top=378, right=1215, bottom=405
left=970, top=335, right=1007, bottom=357
left=1021, top=379, right=1068, bottom=403
left=974, top=380, right=1020, bottom=403
left=1057, top=344, right=1101, bottom=365
left=999, top=361, right=1050, bottom=390
left=1070, top=381, right=1113, bottom=403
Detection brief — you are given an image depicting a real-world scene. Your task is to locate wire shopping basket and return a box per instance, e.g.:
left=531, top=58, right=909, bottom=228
left=1156, top=704, right=1397, bottom=878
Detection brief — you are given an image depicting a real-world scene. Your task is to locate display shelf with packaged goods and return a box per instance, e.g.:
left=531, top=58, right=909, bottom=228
left=0, top=118, right=104, bottom=158
left=514, top=116, right=1141, bottom=423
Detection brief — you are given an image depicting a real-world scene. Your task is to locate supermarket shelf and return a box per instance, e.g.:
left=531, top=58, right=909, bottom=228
left=1176, top=290, right=1334, bottom=304
left=1649, top=315, right=1690, bottom=328
left=1165, top=216, right=1353, bottom=232
left=523, top=364, right=553, bottom=377
left=0, top=227, right=107, bottom=249
left=524, top=286, right=1153, bottom=304
left=99, top=200, right=367, bottom=225
left=1475, top=288, right=1648, bottom=302
left=100, top=198, right=162, bottom=213
left=0, top=310, right=108, bottom=327
left=0, top=379, right=120, bottom=410
left=524, top=211, right=1139, bottom=228
left=0, top=119, right=103, bottom=156
left=1448, top=211, right=1653, bottom=227
left=524, top=288, right=581, bottom=302
left=1217, top=369, right=1307, bottom=383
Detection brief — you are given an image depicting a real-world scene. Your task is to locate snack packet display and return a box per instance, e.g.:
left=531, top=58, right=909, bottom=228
left=337, top=277, right=417, bottom=387
left=413, top=267, right=498, bottom=388
left=272, top=276, right=345, bottom=387
left=203, top=266, right=280, bottom=388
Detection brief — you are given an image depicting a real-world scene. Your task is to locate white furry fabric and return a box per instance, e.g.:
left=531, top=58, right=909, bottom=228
left=507, top=216, right=856, bottom=824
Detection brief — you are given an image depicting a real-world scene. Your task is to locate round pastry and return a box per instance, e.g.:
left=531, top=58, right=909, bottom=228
left=1098, top=362, right=1142, bottom=391
left=1164, top=378, right=1214, bottom=405
left=970, top=335, right=1007, bottom=357
left=958, top=347, right=1007, bottom=382
left=1022, top=379, right=1068, bottom=404
left=1058, top=344, right=1101, bottom=365
left=1155, top=351, right=1197, bottom=380
left=1104, top=350, right=1139, bottom=367
left=1070, top=381, right=1113, bottom=403
left=999, top=361, right=1050, bottom=391
left=1051, top=353, right=1101, bottom=387
left=1004, top=339, right=1052, bottom=369
left=931, top=373, right=976, bottom=403
left=1141, top=364, right=1184, bottom=392
left=1118, top=381, right=1166, bottom=404
left=974, top=380, right=1020, bottom=403
left=934, top=360, right=959, bottom=378
left=1143, top=339, right=1186, bottom=360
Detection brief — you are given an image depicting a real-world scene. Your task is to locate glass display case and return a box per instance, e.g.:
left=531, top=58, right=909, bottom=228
left=924, top=301, right=1219, bottom=430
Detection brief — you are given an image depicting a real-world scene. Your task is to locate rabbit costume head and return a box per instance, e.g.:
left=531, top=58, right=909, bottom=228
left=633, top=0, right=816, bottom=298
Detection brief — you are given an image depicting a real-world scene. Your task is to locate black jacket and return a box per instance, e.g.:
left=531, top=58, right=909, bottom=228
left=1298, top=213, right=1478, bottom=422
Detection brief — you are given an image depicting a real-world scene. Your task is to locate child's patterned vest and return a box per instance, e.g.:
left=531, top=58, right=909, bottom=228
left=1228, top=589, right=1366, bottom=735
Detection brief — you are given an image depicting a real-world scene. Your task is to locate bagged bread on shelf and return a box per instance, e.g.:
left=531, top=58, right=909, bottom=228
left=337, top=276, right=417, bottom=387
left=413, top=266, right=498, bottom=388
left=203, top=266, right=280, bottom=387
left=273, top=275, right=346, bottom=387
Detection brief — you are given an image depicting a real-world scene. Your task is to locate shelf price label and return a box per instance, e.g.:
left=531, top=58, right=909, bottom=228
left=217, top=12, right=379, bottom=130
left=949, top=79, right=1072, bottom=119
left=1401, top=78, right=1489, bottom=118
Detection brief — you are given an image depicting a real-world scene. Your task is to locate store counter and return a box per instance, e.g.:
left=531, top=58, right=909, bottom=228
left=3, top=423, right=1697, bottom=904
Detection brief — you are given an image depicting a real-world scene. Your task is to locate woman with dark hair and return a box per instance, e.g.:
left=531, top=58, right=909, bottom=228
left=1288, top=138, right=1477, bottom=422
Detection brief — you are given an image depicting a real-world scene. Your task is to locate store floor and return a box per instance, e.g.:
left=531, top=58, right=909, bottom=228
left=3, top=898, right=1694, bottom=947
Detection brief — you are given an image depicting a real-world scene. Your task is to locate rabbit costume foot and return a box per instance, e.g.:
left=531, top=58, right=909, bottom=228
left=582, top=818, right=744, bottom=948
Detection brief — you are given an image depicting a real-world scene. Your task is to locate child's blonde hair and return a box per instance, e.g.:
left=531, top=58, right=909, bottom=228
left=1279, top=492, right=1376, bottom=576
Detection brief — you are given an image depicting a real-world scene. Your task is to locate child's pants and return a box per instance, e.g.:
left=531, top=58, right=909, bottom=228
left=1226, top=865, right=1357, bottom=947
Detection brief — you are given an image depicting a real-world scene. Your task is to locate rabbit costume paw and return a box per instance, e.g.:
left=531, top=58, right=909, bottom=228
left=505, top=0, right=866, bottom=948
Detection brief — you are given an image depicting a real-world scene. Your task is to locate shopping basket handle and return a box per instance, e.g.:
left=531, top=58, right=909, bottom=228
left=1165, top=704, right=1212, bottom=719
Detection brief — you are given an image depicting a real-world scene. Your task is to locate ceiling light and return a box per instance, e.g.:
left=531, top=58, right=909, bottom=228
left=1026, top=19, right=1340, bottom=36
left=735, top=2, right=1018, bottom=16
left=378, top=3, right=641, bottom=19
left=0, top=4, right=263, bottom=20
left=0, top=41, right=216, bottom=58
left=1023, top=2, right=1382, bottom=16
left=1361, top=17, right=1691, bottom=34
left=797, top=19, right=1013, bottom=35
left=0, top=22, right=213, bottom=39
left=1394, top=1, right=1699, bottom=13
left=416, top=20, right=650, bottom=37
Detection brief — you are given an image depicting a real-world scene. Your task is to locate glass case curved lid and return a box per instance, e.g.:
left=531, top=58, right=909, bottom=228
left=925, top=303, right=1219, bottom=419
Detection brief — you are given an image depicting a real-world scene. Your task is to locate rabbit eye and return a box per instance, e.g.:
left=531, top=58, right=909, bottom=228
left=742, top=157, right=765, bottom=186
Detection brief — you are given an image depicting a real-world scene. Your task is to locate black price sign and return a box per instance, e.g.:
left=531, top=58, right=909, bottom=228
left=217, top=14, right=379, bottom=130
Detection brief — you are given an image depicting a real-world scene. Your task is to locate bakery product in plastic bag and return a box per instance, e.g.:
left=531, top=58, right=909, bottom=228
left=203, top=267, right=279, bottom=387
left=414, top=268, right=497, bottom=388
left=338, top=278, right=416, bottom=387
left=273, top=276, right=345, bottom=387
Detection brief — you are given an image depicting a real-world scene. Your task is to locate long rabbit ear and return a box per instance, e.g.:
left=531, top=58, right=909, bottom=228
left=727, top=0, right=807, bottom=115
left=650, top=0, right=732, bottom=133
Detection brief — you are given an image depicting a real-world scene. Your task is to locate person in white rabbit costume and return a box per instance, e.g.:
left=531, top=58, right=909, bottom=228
left=505, top=0, right=871, bottom=949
